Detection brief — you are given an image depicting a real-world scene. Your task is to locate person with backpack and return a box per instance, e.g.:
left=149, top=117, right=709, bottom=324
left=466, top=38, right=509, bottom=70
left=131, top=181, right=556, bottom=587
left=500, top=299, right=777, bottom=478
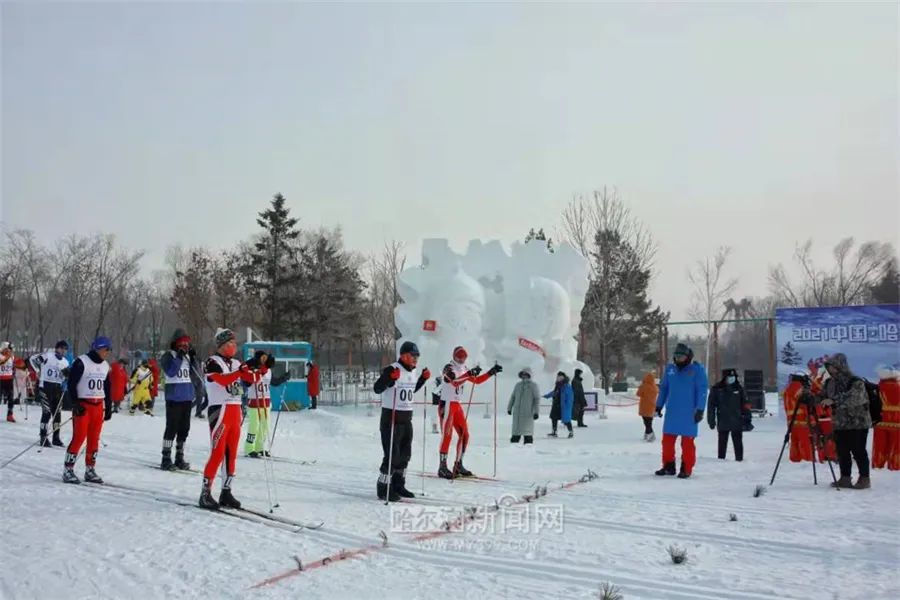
left=818, top=353, right=871, bottom=489
left=707, top=368, right=750, bottom=461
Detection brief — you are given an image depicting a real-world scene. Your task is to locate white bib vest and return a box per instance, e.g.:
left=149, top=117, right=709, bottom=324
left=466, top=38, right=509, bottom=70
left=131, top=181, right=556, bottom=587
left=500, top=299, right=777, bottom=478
left=39, top=352, right=69, bottom=386
left=439, top=362, right=468, bottom=404
left=248, top=369, right=272, bottom=400
left=206, top=355, right=243, bottom=406
left=381, top=361, right=418, bottom=412
left=0, top=355, right=13, bottom=379
left=166, top=352, right=192, bottom=385
left=75, top=355, right=110, bottom=400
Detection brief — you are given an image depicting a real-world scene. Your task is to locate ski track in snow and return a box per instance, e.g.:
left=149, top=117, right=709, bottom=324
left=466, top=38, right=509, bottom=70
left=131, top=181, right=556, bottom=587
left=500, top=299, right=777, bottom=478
left=1, top=400, right=899, bottom=600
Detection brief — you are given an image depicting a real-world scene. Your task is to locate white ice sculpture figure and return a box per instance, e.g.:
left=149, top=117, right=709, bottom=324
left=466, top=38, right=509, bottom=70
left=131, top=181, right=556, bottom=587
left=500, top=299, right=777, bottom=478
left=395, top=239, right=595, bottom=407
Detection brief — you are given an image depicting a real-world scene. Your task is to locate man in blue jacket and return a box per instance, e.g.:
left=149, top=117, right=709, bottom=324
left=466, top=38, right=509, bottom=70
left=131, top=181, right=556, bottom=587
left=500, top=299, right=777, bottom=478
left=159, top=329, right=199, bottom=470
left=655, top=343, right=708, bottom=478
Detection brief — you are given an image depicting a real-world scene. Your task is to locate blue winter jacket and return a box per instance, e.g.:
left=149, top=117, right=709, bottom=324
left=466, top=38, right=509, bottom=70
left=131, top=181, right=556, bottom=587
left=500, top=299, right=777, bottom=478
left=160, top=351, right=196, bottom=403
left=656, top=361, right=709, bottom=437
left=544, top=382, right=574, bottom=423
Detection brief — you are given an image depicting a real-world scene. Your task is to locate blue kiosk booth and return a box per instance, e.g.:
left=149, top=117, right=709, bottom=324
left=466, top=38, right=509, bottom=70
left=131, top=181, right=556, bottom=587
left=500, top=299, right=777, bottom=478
left=241, top=340, right=313, bottom=410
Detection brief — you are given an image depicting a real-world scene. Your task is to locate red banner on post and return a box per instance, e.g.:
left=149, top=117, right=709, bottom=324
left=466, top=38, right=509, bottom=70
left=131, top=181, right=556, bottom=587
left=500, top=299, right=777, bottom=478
left=423, top=320, right=437, bottom=332
left=518, top=337, right=545, bottom=357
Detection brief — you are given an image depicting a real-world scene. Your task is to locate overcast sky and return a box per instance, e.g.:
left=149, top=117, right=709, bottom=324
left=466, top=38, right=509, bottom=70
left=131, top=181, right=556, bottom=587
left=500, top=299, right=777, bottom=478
left=2, top=1, right=897, bottom=320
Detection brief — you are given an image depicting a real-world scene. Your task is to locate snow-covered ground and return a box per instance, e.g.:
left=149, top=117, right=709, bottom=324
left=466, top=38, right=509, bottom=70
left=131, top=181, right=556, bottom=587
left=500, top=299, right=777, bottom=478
left=1, top=396, right=897, bottom=600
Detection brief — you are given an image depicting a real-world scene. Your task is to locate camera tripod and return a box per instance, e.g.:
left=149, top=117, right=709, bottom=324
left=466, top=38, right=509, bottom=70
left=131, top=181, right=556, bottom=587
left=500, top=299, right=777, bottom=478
left=770, top=392, right=839, bottom=488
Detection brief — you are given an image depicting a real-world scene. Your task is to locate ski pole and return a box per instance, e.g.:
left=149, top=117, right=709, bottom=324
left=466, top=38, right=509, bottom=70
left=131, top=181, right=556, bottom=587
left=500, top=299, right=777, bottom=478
left=384, top=386, right=398, bottom=506
left=421, top=386, right=427, bottom=496
left=269, top=385, right=288, bottom=453
left=1, top=415, right=74, bottom=469
left=493, top=365, right=497, bottom=479
left=262, top=402, right=280, bottom=511
left=37, top=387, right=67, bottom=454
left=256, top=403, right=275, bottom=513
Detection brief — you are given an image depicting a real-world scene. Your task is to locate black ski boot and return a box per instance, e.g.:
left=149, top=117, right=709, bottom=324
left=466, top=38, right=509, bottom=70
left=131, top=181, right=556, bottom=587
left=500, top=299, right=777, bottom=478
left=199, top=486, right=219, bottom=510
left=437, top=456, right=454, bottom=480
left=454, top=460, right=474, bottom=478
left=174, top=455, right=190, bottom=471
left=392, top=470, right=415, bottom=499
left=655, top=461, right=676, bottom=476
left=377, top=473, right=401, bottom=501
left=523, top=435, right=533, bottom=445
left=161, top=455, right=175, bottom=471
left=39, top=436, right=51, bottom=448
left=52, top=433, right=64, bottom=447
left=219, top=488, right=241, bottom=509
left=62, top=467, right=80, bottom=484
left=84, top=467, right=104, bottom=484
left=247, top=451, right=261, bottom=458
left=677, top=462, right=691, bottom=479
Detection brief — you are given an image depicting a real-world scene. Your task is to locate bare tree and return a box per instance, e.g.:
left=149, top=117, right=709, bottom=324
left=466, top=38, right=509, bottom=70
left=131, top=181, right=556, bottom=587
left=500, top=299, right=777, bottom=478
left=769, top=238, right=896, bottom=307
left=561, top=188, right=661, bottom=391
left=688, top=246, right=738, bottom=368
left=560, top=187, right=656, bottom=273
left=169, top=247, right=214, bottom=346
left=92, top=234, right=144, bottom=340
left=57, top=235, right=98, bottom=353
left=5, top=229, right=71, bottom=350
left=364, top=241, right=406, bottom=365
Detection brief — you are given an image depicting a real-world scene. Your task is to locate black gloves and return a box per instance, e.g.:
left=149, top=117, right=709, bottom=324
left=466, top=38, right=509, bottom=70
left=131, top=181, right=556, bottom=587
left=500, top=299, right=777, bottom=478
left=708, top=421, right=716, bottom=430
left=533, top=414, right=539, bottom=420
left=61, top=367, right=70, bottom=378
left=655, top=407, right=663, bottom=418
left=73, top=400, right=86, bottom=417
left=176, top=348, right=186, bottom=359
left=488, top=364, right=503, bottom=377
left=508, top=409, right=512, bottom=416
left=188, top=348, right=197, bottom=361
left=266, top=354, right=276, bottom=369
left=465, top=366, right=483, bottom=378
left=104, top=406, right=113, bottom=421
left=694, top=410, right=704, bottom=424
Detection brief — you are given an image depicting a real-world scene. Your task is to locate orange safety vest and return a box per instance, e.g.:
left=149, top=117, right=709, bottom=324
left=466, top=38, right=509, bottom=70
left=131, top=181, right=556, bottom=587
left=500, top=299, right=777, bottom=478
left=872, top=378, right=900, bottom=471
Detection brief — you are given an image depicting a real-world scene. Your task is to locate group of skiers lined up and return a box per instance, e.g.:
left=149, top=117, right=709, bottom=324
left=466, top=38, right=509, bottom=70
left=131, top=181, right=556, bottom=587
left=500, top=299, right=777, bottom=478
left=2, top=327, right=299, bottom=509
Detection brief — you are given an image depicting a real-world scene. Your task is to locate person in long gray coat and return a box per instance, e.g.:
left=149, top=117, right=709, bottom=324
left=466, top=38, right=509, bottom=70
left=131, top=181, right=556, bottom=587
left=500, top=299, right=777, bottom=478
left=508, top=368, right=541, bottom=444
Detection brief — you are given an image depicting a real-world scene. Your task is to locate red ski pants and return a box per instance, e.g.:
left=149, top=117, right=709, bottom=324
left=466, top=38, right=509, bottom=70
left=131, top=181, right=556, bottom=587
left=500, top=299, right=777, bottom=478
left=662, top=434, right=696, bottom=475
left=66, top=401, right=105, bottom=467
left=203, top=404, right=242, bottom=485
left=438, top=402, right=469, bottom=458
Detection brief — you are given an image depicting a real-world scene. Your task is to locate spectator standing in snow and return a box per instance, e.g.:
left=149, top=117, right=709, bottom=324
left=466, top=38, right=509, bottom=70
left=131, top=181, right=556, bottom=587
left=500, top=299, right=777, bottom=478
left=707, top=368, right=750, bottom=461
left=108, top=360, right=128, bottom=414
left=572, top=369, right=588, bottom=428
left=1, top=342, right=16, bottom=422
left=159, top=329, right=198, bottom=470
left=307, top=361, right=320, bottom=409
left=545, top=371, right=574, bottom=438
left=819, top=353, right=872, bottom=489
left=655, top=343, right=708, bottom=478
left=508, top=368, right=541, bottom=444
left=636, top=372, right=659, bottom=442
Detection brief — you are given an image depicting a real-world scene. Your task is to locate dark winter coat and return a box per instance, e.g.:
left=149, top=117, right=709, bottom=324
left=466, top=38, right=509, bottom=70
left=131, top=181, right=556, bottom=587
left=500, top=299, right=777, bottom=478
left=546, top=378, right=574, bottom=423
left=572, top=372, right=587, bottom=412
left=707, top=382, right=749, bottom=432
left=822, top=353, right=871, bottom=431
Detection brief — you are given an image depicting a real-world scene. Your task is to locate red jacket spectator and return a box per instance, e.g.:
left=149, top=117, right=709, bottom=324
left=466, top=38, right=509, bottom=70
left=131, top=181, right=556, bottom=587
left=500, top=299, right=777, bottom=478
left=109, top=361, right=128, bottom=404
left=148, top=358, right=160, bottom=399
left=307, top=362, right=320, bottom=398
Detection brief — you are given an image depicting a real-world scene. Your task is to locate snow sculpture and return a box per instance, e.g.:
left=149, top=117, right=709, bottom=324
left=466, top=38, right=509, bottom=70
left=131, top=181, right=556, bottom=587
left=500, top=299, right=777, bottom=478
left=395, top=239, right=595, bottom=403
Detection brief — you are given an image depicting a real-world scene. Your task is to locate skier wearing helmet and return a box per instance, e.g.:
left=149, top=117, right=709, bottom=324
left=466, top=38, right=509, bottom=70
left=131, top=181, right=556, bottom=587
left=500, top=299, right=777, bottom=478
left=437, top=345, right=503, bottom=479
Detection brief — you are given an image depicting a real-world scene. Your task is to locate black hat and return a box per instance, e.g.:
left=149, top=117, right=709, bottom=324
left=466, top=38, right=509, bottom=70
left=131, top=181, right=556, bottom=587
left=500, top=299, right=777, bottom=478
left=399, top=341, right=420, bottom=357
left=722, top=368, right=738, bottom=378
left=674, top=343, right=691, bottom=357
left=55, top=340, right=69, bottom=350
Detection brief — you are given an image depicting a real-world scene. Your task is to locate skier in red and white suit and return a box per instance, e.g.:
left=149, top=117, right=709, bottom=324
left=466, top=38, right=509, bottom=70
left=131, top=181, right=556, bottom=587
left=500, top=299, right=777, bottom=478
left=437, top=346, right=502, bottom=479
left=198, top=328, right=264, bottom=510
